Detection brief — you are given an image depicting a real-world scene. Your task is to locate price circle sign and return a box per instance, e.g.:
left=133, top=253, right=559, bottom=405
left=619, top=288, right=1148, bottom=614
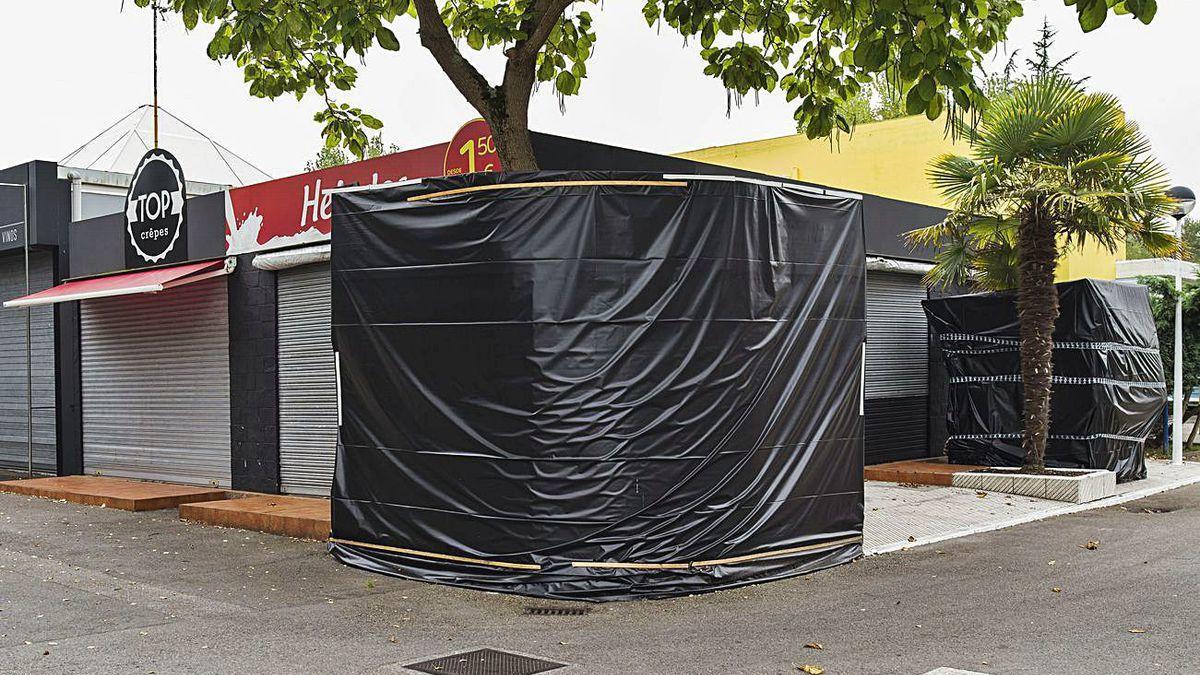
left=443, top=119, right=501, bottom=176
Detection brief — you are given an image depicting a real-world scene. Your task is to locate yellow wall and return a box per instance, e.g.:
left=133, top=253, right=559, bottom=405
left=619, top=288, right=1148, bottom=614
left=675, top=115, right=1120, bottom=281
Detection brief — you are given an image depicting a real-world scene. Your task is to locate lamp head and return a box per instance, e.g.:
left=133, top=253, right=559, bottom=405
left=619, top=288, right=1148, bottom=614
left=1168, top=185, right=1196, bottom=220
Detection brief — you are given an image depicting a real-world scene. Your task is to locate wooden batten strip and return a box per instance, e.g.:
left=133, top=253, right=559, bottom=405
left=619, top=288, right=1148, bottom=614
left=329, top=537, right=543, bottom=571
left=407, top=180, right=689, bottom=202
left=331, top=534, right=862, bottom=573
left=569, top=536, right=864, bottom=570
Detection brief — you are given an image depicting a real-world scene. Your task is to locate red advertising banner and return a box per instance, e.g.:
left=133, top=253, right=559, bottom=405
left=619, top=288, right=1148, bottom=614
left=225, top=120, right=499, bottom=255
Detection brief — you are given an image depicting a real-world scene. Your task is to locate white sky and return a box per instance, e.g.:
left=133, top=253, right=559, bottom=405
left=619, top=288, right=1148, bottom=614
left=1, top=1, right=1197, bottom=191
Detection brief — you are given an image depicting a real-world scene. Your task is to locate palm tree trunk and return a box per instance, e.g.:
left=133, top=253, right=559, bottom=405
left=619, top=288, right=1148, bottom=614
left=1016, top=204, right=1060, bottom=472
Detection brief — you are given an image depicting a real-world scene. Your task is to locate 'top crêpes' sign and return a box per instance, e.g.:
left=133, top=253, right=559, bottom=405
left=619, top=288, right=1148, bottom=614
left=125, top=149, right=188, bottom=268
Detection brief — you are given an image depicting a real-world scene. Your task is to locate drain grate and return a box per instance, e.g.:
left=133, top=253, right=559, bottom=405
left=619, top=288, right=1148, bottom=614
left=523, top=606, right=590, bottom=616
left=404, top=648, right=566, bottom=675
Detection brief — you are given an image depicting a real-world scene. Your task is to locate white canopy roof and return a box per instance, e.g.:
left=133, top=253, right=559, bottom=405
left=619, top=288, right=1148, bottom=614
left=60, top=105, right=271, bottom=187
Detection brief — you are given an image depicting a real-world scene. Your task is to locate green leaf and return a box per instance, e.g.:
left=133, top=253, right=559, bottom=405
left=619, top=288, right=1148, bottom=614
left=1078, top=0, right=1109, bottom=32
left=926, top=92, right=944, bottom=120
left=916, top=75, right=936, bottom=102
left=1137, top=0, right=1158, bottom=24
left=853, top=38, right=888, bottom=71
left=376, top=26, right=400, bottom=51
left=906, top=87, right=926, bottom=116
left=555, top=70, right=576, bottom=95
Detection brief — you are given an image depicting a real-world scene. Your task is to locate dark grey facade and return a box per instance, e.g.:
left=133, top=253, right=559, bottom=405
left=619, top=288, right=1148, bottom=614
left=0, top=161, right=76, bottom=476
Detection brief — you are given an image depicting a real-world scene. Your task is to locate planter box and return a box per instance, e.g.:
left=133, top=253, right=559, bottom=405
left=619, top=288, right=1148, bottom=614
left=951, top=467, right=1116, bottom=503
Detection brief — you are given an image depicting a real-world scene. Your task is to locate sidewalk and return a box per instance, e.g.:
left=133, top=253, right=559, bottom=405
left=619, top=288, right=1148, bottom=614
left=865, top=459, right=1200, bottom=554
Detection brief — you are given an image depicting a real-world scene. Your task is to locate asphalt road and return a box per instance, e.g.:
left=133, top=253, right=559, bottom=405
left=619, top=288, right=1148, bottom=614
left=1, top=485, right=1197, bottom=675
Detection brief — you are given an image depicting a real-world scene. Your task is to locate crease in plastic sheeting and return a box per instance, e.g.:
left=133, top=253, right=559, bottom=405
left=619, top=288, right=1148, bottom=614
left=924, top=278, right=1166, bottom=482
left=327, top=171, right=866, bottom=601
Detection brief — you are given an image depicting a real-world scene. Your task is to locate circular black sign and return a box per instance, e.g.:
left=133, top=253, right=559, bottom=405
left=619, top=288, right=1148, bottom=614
left=125, top=149, right=187, bottom=263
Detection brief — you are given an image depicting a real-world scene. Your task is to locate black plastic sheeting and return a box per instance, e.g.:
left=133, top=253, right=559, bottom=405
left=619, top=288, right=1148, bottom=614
left=924, top=278, right=1165, bottom=481
left=327, top=171, right=866, bottom=601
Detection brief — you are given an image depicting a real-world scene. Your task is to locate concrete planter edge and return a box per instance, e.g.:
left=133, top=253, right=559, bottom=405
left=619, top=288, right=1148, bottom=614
left=950, top=467, right=1117, bottom=503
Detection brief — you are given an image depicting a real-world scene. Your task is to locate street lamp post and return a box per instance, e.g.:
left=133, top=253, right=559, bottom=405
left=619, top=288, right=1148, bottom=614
left=1168, top=186, right=1196, bottom=466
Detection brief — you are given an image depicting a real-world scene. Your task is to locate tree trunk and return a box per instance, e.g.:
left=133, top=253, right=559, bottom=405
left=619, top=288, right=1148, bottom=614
left=413, top=0, right=540, bottom=172
left=482, top=103, right=538, bottom=172
left=413, top=0, right=550, bottom=172
left=1016, top=204, right=1060, bottom=472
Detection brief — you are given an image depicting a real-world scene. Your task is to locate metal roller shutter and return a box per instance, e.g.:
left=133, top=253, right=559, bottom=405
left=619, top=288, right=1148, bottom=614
left=81, top=278, right=231, bottom=486
left=865, top=270, right=929, bottom=462
left=0, top=251, right=56, bottom=474
left=277, top=263, right=337, bottom=496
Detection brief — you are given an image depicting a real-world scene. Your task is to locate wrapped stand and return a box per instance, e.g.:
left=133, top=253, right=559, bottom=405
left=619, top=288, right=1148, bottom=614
left=328, top=172, right=866, bottom=600
left=925, top=279, right=1166, bottom=482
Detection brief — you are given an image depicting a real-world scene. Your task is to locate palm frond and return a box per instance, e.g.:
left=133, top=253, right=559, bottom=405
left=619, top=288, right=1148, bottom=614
left=904, top=71, right=1181, bottom=289
left=922, top=239, right=975, bottom=290
left=904, top=219, right=957, bottom=249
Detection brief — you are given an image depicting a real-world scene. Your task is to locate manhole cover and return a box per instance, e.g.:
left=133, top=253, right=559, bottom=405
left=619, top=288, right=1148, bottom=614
left=523, top=606, right=590, bottom=616
left=405, top=648, right=566, bottom=675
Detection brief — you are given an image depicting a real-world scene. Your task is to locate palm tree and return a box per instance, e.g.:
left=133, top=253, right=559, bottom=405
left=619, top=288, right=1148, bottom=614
left=907, top=74, right=1180, bottom=472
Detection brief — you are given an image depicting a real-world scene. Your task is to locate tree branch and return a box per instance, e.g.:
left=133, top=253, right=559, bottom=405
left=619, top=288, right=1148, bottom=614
left=510, top=0, right=576, bottom=65
left=412, top=0, right=494, bottom=113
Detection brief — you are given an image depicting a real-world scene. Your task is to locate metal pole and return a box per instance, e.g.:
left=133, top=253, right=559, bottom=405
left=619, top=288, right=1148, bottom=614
left=152, top=1, right=159, bottom=149
left=23, top=185, right=30, bottom=478
left=1173, top=214, right=1185, bottom=466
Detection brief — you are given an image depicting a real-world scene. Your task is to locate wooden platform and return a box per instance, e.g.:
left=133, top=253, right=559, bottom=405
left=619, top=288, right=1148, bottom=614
left=180, top=494, right=331, bottom=541
left=865, top=458, right=986, bottom=487
left=0, top=476, right=228, bottom=511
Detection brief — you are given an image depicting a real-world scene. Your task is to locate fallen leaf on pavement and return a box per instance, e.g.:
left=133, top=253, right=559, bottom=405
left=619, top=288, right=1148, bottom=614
left=804, top=643, right=823, bottom=650
left=976, top=491, right=988, bottom=498
left=1052, top=587, right=1062, bottom=593
left=797, top=665, right=825, bottom=674
left=1081, top=540, right=1100, bottom=550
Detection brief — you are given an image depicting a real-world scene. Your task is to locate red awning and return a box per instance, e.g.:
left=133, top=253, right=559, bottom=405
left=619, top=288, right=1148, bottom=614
left=4, top=259, right=233, bottom=308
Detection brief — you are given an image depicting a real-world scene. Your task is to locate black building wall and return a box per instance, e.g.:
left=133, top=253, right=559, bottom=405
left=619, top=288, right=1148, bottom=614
left=228, top=254, right=280, bottom=492
left=68, top=191, right=227, bottom=278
